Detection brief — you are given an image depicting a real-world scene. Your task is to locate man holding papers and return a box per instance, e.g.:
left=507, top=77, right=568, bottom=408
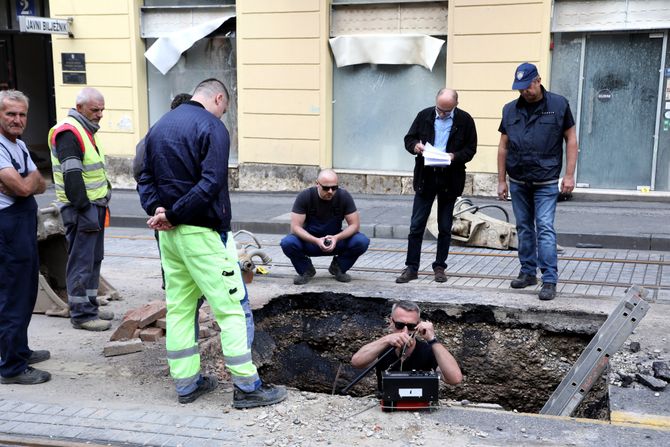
left=396, top=89, right=477, bottom=284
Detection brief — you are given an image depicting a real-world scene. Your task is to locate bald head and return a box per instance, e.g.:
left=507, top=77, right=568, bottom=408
left=435, top=88, right=458, bottom=118
left=316, top=169, right=339, bottom=200
left=191, top=78, right=229, bottom=119
left=75, top=88, right=105, bottom=125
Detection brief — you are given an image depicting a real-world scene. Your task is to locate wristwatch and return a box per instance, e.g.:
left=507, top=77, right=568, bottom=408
left=427, top=338, right=439, bottom=346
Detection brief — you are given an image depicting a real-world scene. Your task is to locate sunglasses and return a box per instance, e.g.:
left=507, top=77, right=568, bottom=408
left=318, top=183, right=339, bottom=192
left=392, top=319, right=418, bottom=331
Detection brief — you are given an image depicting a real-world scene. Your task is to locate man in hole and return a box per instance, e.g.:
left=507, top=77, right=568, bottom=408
left=351, top=300, right=462, bottom=389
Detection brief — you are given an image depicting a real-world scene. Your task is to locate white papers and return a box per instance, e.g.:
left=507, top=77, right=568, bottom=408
left=423, top=143, right=451, bottom=167
left=329, top=34, right=445, bottom=70
left=144, top=14, right=235, bottom=75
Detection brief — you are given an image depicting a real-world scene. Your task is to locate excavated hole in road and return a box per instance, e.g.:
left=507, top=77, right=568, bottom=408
left=250, top=292, right=609, bottom=420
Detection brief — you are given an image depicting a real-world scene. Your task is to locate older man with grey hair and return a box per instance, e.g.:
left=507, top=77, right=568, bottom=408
left=48, top=87, right=113, bottom=331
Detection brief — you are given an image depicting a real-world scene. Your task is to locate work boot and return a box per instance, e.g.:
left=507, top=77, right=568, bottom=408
left=178, top=375, right=218, bottom=404
left=98, top=309, right=114, bottom=320
left=233, top=384, right=288, bottom=409
left=28, top=350, right=50, bottom=365
left=395, top=268, right=418, bottom=284
left=1, top=367, right=51, bottom=385
left=510, top=273, right=538, bottom=289
left=433, top=266, right=447, bottom=283
left=293, top=265, right=316, bottom=285
left=328, top=258, right=351, bottom=283
left=72, top=319, right=111, bottom=331
left=538, top=283, right=557, bottom=301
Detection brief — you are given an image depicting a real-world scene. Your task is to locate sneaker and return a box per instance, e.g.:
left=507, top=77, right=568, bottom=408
left=233, top=384, right=287, bottom=409
left=72, top=319, right=111, bottom=331
left=539, top=283, right=557, bottom=301
left=178, top=375, right=218, bottom=404
left=395, top=268, right=418, bottom=284
left=28, top=350, right=51, bottom=365
left=1, top=367, right=51, bottom=385
left=98, top=309, right=114, bottom=320
left=510, top=273, right=538, bottom=289
left=433, top=266, right=447, bottom=283
left=293, top=265, right=316, bottom=285
left=328, top=258, right=351, bottom=283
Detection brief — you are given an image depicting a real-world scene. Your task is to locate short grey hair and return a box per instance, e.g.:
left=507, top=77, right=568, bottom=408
left=391, top=300, right=421, bottom=318
left=0, top=90, right=29, bottom=110
left=76, top=87, right=104, bottom=106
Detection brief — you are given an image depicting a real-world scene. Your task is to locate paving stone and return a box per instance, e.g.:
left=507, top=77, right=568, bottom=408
left=653, top=361, right=670, bottom=382
left=89, top=408, right=112, bottom=419
left=73, top=407, right=97, bottom=418
left=636, top=373, right=668, bottom=391
left=104, top=338, right=144, bottom=357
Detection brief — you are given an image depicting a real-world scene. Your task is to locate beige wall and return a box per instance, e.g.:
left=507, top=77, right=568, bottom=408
left=447, top=0, right=552, bottom=174
left=49, top=0, right=147, bottom=157
left=237, top=0, right=332, bottom=167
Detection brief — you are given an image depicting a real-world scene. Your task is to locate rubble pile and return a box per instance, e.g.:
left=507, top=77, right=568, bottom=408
left=103, top=300, right=221, bottom=357
left=610, top=340, right=668, bottom=392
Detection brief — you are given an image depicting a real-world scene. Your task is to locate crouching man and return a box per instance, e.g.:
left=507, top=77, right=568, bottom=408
left=280, top=169, right=370, bottom=285
left=351, top=301, right=462, bottom=389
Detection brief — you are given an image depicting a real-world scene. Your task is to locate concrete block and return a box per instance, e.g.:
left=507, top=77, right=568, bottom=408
left=103, top=339, right=144, bottom=357
left=109, top=319, right=139, bottom=341
left=238, top=163, right=319, bottom=192
left=462, top=173, right=474, bottom=196
left=366, top=174, right=402, bottom=194
left=155, top=317, right=167, bottom=329
left=375, top=224, right=393, bottom=239
left=105, top=155, right=135, bottom=190
left=471, top=172, right=497, bottom=197
left=392, top=224, right=410, bottom=239
left=139, top=327, right=164, bottom=342
left=400, top=176, right=414, bottom=195
left=359, top=223, right=375, bottom=238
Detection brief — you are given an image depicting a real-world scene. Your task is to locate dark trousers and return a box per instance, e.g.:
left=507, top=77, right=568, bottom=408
left=405, top=189, right=456, bottom=271
left=0, top=197, right=39, bottom=378
left=280, top=232, right=370, bottom=275
left=61, top=204, right=106, bottom=324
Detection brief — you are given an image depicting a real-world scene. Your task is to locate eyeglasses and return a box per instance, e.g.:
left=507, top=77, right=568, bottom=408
left=392, top=319, right=418, bottom=331
left=318, top=183, right=339, bottom=192
left=435, top=105, right=454, bottom=115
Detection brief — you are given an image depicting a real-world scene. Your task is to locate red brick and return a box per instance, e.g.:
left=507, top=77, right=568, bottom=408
left=132, top=329, right=141, bottom=339
left=110, top=319, right=139, bottom=341
left=103, top=339, right=143, bottom=357
left=140, top=327, right=164, bottom=342
left=155, top=317, right=166, bottom=329
left=124, top=300, right=167, bottom=328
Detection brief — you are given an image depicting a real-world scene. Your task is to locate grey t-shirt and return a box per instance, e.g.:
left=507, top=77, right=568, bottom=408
left=0, top=134, right=37, bottom=210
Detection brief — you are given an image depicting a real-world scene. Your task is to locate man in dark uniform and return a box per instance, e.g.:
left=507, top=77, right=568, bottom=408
left=351, top=300, right=462, bottom=390
left=497, top=63, right=578, bottom=301
left=0, top=90, right=50, bottom=385
left=396, top=88, right=477, bottom=284
left=280, top=169, right=369, bottom=285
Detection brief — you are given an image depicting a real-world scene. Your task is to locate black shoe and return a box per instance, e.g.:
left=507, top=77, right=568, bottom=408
left=539, top=283, right=557, bottom=301
left=396, top=268, right=418, bottom=284
left=510, top=273, right=538, bottom=289
left=233, top=384, right=288, bottom=409
left=328, top=258, right=351, bottom=283
left=293, top=265, right=316, bottom=285
left=178, top=375, right=218, bottom=404
left=28, top=350, right=50, bottom=365
left=433, top=266, right=447, bottom=283
left=1, top=367, right=51, bottom=385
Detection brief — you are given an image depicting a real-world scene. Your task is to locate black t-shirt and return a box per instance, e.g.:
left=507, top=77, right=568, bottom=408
left=374, top=341, right=438, bottom=390
left=291, top=186, right=357, bottom=223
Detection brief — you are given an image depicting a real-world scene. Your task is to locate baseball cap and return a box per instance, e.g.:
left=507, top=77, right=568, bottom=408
left=512, top=62, right=539, bottom=90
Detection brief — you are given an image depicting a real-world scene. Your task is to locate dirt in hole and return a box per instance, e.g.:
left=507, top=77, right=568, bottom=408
left=247, top=292, right=609, bottom=420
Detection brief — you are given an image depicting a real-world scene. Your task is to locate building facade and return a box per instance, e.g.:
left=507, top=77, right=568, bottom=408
left=4, top=0, right=670, bottom=194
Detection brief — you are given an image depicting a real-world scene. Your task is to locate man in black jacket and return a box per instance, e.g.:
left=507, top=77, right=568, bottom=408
left=396, top=89, right=477, bottom=283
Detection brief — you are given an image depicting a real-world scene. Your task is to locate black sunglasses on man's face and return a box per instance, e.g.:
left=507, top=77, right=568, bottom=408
left=318, top=182, right=339, bottom=192
left=392, top=319, right=418, bottom=331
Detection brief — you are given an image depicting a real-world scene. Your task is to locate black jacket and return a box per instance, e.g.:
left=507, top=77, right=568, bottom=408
left=404, top=107, right=477, bottom=195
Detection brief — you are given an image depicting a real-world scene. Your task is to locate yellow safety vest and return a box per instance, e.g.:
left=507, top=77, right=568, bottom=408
left=48, top=117, right=109, bottom=203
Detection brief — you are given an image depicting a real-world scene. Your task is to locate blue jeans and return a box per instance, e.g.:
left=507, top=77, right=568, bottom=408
left=280, top=232, right=370, bottom=275
left=509, top=181, right=560, bottom=284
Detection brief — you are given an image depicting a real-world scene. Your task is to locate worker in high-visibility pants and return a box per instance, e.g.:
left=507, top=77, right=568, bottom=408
left=160, top=227, right=285, bottom=406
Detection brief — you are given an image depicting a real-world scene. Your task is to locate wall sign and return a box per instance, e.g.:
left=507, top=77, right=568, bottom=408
left=61, top=53, right=86, bottom=85
left=18, top=16, right=69, bottom=35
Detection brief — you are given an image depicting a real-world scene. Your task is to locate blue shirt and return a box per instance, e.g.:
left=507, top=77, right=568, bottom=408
left=433, top=109, right=454, bottom=151
left=0, top=134, right=37, bottom=210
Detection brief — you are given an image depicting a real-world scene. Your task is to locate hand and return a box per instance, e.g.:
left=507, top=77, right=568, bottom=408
left=147, top=211, right=174, bottom=231
left=318, top=235, right=336, bottom=253
left=414, top=142, right=425, bottom=155
left=497, top=181, right=508, bottom=201
left=383, top=332, right=412, bottom=349
left=0, top=181, right=10, bottom=195
left=561, top=174, right=575, bottom=194
left=416, top=321, right=436, bottom=342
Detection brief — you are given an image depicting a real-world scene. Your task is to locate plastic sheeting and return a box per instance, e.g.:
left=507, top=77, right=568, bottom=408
left=329, top=34, right=445, bottom=70
left=144, top=13, right=235, bottom=75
